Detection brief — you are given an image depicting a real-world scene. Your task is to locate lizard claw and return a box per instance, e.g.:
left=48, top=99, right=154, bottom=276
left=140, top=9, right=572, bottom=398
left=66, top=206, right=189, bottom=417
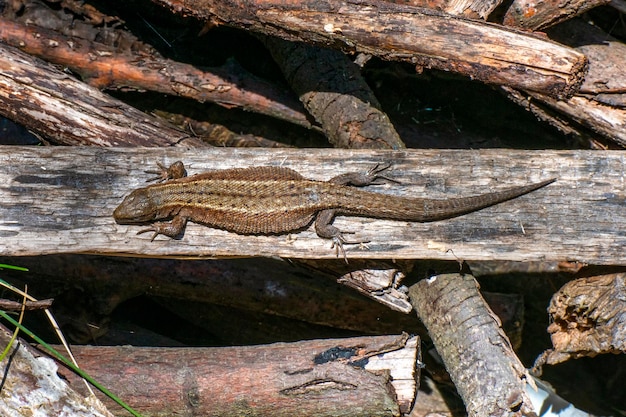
left=137, top=227, right=160, bottom=241
left=330, top=234, right=372, bottom=263
left=331, top=235, right=348, bottom=264
left=367, top=162, right=399, bottom=185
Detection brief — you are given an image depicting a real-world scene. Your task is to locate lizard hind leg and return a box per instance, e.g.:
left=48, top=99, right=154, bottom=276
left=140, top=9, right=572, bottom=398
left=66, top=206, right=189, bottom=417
left=315, top=209, right=370, bottom=262
left=328, top=163, right=396, bottom=186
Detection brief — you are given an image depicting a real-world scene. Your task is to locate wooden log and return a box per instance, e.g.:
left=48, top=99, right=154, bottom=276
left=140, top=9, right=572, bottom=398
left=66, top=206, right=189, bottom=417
left=522, top=91, right=626, bottom=148
left=58, top=334, right=420, bottom=416
left=402, top=0, right=622, bottom=148
left=0, top=17, right=316, bottom=131
left=502, top=19, right=626, bottom=149
left=262, top=36, right=405, bottom=149
left=502, top=0, right=610, bottom=30
left=153, top=0, right=587, bottom=98
left=545, top=19, right=626, bottom=145
left=409, top=274, right=535, bottom=416
left=0, top=146, right=623, bottom=265
left=0, top=43, right=203, bottom=147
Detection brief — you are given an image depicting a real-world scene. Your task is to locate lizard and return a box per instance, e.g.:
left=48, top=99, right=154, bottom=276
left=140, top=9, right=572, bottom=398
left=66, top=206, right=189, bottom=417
left=113, top=161, right=555, bottom=256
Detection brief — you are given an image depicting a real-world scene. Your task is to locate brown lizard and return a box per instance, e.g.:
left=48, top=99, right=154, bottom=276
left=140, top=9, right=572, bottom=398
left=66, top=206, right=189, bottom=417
left=113, top=161, right=555, bottom=255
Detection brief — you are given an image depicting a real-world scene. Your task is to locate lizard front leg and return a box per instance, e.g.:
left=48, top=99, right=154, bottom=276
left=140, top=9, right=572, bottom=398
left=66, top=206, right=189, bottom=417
left=137, top=215, right=188, bottom=241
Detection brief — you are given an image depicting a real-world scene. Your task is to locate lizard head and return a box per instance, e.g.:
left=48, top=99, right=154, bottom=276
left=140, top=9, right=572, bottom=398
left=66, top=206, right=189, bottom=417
left=113, top=187, right=158, bottom=224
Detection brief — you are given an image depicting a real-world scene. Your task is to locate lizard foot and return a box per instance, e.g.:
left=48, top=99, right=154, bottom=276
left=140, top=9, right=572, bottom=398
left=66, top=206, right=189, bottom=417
left=365, top=162, right=398, bottom=185
left=137, top=226, right=161, bottom=241
left=137, top=218, right=186, bottom=241
left=329, top=162, right=398, bottom=186
left=330, top=234, right=371, bottom=263
left=145, top=161, right=187, bottom=183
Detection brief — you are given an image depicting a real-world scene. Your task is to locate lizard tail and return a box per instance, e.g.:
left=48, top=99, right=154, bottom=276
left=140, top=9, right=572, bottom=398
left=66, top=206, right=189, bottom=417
left=340, top=178, right=556, bottom=222
left=414, top=178, right=557, bottom=222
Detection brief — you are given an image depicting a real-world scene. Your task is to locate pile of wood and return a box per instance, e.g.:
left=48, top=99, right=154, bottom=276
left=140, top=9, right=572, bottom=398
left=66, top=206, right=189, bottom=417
left=0, top=0, right=624, bottom=416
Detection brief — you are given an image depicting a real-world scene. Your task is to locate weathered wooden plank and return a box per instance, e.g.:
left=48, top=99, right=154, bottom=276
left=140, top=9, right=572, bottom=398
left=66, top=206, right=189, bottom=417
left=0, top=146, right=623, bottom=264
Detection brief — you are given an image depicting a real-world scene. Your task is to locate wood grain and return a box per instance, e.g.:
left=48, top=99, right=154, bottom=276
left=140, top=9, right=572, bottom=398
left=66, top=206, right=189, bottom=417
left=0, top=147, right=623, bottom=264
